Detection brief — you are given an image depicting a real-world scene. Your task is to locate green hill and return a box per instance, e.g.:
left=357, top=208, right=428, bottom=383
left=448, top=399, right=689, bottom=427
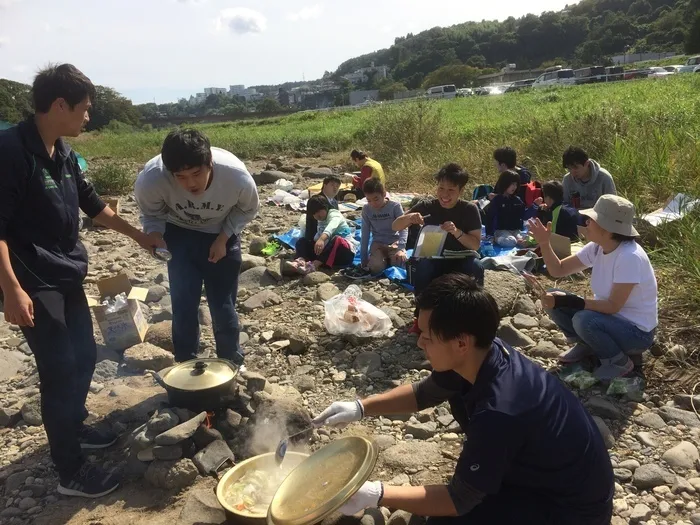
left=334, top=0, right=700, bottom=88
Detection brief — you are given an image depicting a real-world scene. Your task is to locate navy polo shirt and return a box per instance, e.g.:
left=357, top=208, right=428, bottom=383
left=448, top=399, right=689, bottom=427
left=0, top=117, right=105, bottom=291
left=413, top=339, right=613, bottom=520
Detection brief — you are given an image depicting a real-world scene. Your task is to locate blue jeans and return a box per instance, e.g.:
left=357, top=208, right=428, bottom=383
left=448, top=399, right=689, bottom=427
left=20, top=288, right=95, bottom=479
left=164, top=223, right=244, bottom=364
left=413, top=256, right=485, bottom=296
left=546, top=291, right=655, bottom=360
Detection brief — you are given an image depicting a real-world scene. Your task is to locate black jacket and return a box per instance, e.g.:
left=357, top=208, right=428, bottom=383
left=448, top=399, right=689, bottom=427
left=0, top=118, right=105, bottom=291
left=537, top=202, right=580, bottom=240
left=484, top=194, right=526, bottom=235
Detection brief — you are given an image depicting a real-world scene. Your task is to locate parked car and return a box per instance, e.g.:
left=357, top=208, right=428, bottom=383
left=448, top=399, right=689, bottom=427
left=425, top=84, right=457, bottom=99
left=695, top=66, right=700, bottom=73
left=532, top=68, right=576, bottom=88
left=605, top=66, right=625, bottom=81
left=623, top=69, right=649, bottom=80
left=663, top=65, right=684, bottom=73
left=574, top=66, right=606, bottom=84
left=646, top=66, right=674, bottom=78
left=456, top=88, right=474, bottom=97
left=505, top=78, right=535, bottom=92
left=679, top=56, right=700, bottom=73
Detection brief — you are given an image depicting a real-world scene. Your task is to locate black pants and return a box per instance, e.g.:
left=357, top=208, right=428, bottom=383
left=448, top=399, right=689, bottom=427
left=295, top=238, right=317, bottom=261
left=164, top=223, right=244, bottom=364
left=413, top=257, right=485, bottom=296
left=21, top=287, right=95, bottom=480
left=425, top=486, right=612, bottom=525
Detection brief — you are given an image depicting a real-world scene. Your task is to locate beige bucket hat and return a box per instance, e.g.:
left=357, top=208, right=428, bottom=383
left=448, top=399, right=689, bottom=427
left=580, top=194, right=639, bottom=237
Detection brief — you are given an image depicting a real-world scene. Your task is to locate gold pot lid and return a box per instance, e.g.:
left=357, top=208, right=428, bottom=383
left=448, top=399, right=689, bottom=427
left=267, top=436, right=378, bottom=525
left=162, top=359, right=237, bottom=391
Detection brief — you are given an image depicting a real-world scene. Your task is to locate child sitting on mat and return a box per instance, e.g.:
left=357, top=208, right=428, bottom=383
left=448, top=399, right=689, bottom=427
left=360, top=178, right=408, bottom=274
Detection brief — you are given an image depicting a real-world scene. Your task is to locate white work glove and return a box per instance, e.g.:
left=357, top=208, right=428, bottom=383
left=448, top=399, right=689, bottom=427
left=339, top=481, right=383, bottom=516
left=312, top=400, right=364, bottom=428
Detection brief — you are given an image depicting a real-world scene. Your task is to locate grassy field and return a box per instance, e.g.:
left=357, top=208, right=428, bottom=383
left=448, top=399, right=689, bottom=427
left=74, top=74, right=700, bottom=316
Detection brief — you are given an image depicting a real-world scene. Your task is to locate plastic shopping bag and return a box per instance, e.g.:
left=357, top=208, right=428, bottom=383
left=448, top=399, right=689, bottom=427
left=323, top=285, right=392, bottom=338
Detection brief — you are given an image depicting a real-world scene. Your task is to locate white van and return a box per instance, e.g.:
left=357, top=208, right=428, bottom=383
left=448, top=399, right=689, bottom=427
left=425, top=84, right=457, bottom=99
left=532, top=68, right=576, bottom=89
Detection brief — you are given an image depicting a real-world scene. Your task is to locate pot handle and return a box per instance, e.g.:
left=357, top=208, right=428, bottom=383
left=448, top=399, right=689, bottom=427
left=210, top=456, right=236, bottom=493
left=145, top=369, right=168, bottom=390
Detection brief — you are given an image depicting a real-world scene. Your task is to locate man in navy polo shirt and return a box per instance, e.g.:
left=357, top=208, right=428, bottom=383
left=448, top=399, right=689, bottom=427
left=314, top=273, right=613, bottom=524
left=0, top=64, right=159, bottom=498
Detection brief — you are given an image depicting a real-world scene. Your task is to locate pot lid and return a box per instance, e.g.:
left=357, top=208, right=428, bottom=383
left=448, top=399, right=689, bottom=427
left=267, top=436, right=378, bottom=525
left=162, top=359, right=237, bottom=391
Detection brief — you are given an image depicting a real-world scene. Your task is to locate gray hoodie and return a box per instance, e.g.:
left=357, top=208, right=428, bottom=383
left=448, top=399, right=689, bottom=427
left=562, top=160, right=617, bottom=209
left=135, top=147, right=259, bottom=238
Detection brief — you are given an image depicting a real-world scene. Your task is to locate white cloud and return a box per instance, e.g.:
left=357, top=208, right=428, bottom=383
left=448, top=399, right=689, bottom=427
left=287, top=4, right=323, bottom=22
left=216, top=7, right=267, bottom=35
left=12, top=65, right=27, bottom=73
left=177, top=0, right=205, bottom=4
left=0, top=0, right=21, bottom=8
left=0, top=36, right=9, bottom=47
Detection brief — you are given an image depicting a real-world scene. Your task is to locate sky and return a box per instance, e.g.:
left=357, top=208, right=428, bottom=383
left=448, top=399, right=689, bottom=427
left=0, top=0, right=573, bottom=104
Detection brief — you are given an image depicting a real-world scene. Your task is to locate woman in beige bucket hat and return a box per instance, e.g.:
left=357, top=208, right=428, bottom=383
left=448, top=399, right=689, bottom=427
left=525, top=194, right=658, bottom=381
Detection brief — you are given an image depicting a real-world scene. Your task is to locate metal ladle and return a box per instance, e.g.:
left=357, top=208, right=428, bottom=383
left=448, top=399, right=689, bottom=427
left=275, top=425, right=316, bottom=465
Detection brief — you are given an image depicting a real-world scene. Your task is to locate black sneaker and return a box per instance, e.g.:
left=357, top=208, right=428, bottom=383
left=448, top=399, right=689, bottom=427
left=77, top=425, right=118, bottom=449
left=58, top=464, right=120, bottom=498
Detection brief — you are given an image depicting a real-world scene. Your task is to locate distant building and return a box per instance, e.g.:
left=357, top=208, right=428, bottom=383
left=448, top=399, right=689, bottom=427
left=349, top=90, right=380, bottom=106
left=342, top=62, right=390, bottom=85
left=229, top=85, right=246, bottom=96
left=204, top=87, right=228, bottom=96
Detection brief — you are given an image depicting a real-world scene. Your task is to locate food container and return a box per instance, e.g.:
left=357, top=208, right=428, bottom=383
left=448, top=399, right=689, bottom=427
left=215, top=436, right=378, bottom=525
left=147, top=358, right=239, bottom=412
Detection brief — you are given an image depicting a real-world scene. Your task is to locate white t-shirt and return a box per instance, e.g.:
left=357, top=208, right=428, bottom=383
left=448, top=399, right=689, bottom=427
left=576, top=240, right=658, bottom=332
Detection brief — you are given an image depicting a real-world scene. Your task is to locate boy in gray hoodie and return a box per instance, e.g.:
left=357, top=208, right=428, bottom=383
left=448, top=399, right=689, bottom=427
left=561, top=146, right=617, bottom=209
left=360, top=179, right=408, bottom=274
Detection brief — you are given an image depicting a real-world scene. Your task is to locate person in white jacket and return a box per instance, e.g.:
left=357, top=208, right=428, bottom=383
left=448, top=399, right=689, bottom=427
left=134, top=129, right=259, bottom=365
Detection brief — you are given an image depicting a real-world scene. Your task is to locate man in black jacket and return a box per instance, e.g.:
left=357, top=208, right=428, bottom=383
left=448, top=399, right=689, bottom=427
left=0, top=64, right=158, bottom=498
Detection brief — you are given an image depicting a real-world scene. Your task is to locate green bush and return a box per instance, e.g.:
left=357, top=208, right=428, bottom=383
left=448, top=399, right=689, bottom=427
left=89, top=163, right=135, bottom=196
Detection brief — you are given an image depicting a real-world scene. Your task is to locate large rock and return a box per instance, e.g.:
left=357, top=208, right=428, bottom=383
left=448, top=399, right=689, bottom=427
left=193, top=440, right=235, bottom=475
left=530, top=341, right=561, bottom=359
left=238, top=267, right=278, bottom=290
left=145, top=321, right=175, bottom=353
left=145, top=459, right=199, bottom=490
left=241, top=254, right=267, bottom=272
left=512, top=313, right=539, bottom=329
left=254, top=170, right=288, bottom=185
left=585, top=397, right=623, bottom=420
left=662, top=441, right=699, bottom=470
left=483, top=270, right=526, bottom=317
left=405, top=421, right=437, bottom=439
left=512, top=295, right=538, bottom=316
left=155, top=412, right=207, bottom=446
left=93, top=359, right=119, bottom=382
left=303, top=272, right=331, bottom=285
left=20, top=397, right=42, bottom=426
left=146, top=285, right=168, bottom=303
left=382, top=441, right=441, bottom=470
left=659, top=406, right=700, bottom=428
left=146, top=409, right=180, bottom=434
left=303, top=167, right=333, bottom=179
left=123, top=343, right=175, bottom=372
left=635, top=411, right=667, bottom=430
left=317, top=283, right=341, bottom=301
left=0, top=348, right=26, bottom=381
left=633, top=464, right=676, bottom=489
left=241, top=290, right=283, bottom=312
left=497, top=322, right=535, bottom=349
left=249, top=237, right=267, bottom=256
left=353, top=352, right=382, bottom=375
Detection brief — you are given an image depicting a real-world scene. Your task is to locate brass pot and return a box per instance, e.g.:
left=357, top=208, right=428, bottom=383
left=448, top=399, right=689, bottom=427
left=216, top=451, right=309, bottom=524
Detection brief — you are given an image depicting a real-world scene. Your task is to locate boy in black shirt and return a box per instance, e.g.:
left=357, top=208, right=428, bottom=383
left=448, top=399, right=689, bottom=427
left=392, top=163, right=483, bottom=298
left=535, top=181, right=581, bottom=240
